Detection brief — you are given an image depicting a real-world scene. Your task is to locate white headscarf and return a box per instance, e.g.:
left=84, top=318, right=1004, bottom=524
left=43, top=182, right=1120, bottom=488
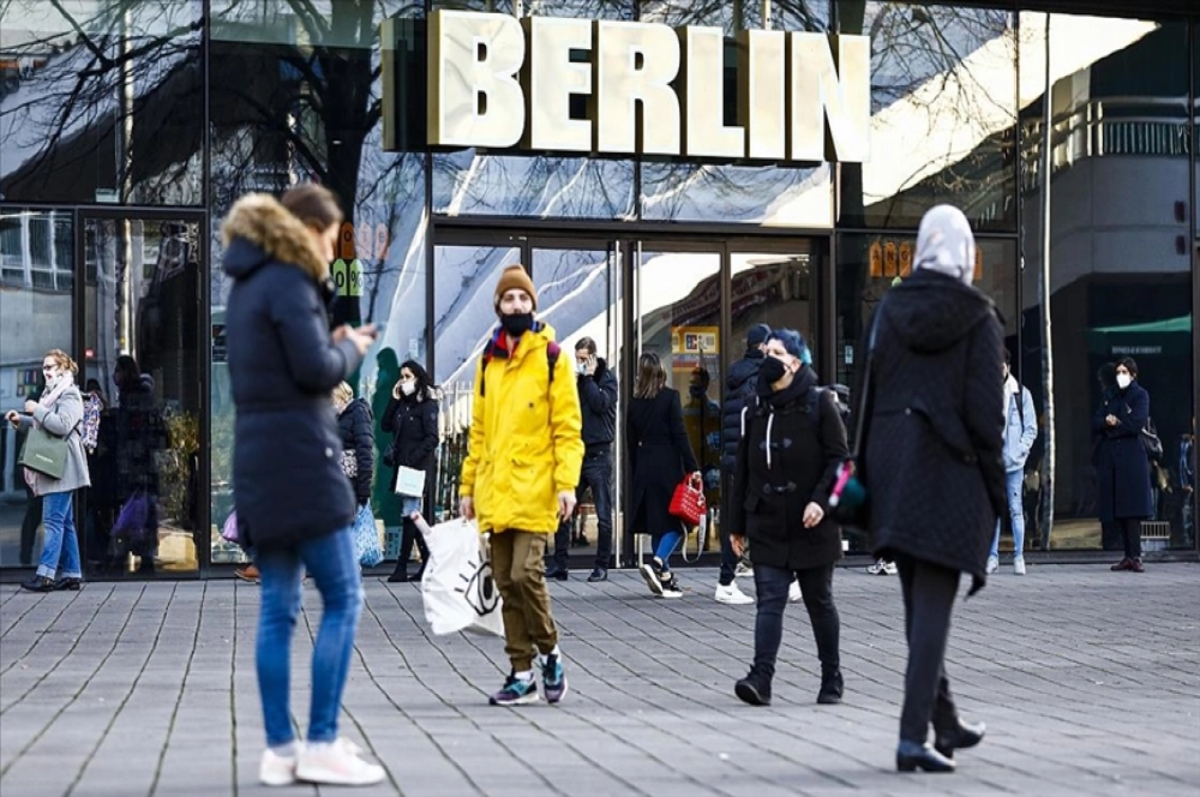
left=913, top=205, right=976, bottom=287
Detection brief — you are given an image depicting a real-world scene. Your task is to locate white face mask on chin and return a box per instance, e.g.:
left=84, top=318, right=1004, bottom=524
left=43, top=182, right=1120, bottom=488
left=1116, top=373, right=1132, bottom=390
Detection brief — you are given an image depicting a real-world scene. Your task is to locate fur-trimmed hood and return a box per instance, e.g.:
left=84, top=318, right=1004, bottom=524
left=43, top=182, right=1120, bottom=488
left=221, top=193, right=328, bottom=282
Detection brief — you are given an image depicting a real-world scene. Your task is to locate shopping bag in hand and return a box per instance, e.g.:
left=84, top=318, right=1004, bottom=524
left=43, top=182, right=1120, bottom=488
left=668, top=472, right=706, bottom=526
left=353, top=504, right=383, bottom=567
left=413, top=515, right=505, bottom=637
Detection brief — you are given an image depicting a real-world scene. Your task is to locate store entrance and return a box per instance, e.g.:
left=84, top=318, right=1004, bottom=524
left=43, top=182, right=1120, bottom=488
left=431, top=227, right=825, bottom=570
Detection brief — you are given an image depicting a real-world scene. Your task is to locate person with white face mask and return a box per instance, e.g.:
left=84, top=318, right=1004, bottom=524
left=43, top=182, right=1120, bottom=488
left=6, top=349, right=91, bottom=592
left=382, top=361, right=439, bottom=582
left=1093, top=357, right=1154, bottom=573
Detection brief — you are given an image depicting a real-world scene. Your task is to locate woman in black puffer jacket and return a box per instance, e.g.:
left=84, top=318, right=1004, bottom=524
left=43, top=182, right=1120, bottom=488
left=333, top=381, right=374, bottom=508
left=382, top=360, right=439, bottom=582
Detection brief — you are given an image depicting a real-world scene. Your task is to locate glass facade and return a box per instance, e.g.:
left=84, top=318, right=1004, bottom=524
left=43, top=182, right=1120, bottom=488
left=0, top=0, right=1196, bottom=576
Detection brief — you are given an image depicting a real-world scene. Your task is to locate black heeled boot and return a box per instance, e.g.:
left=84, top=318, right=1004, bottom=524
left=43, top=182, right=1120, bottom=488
left=934, top=719, right=985, bottom=759
left=896, top=740, right=955, bottom=773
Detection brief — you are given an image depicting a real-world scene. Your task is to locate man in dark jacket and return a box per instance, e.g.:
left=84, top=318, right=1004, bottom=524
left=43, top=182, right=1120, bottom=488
left=548, top=337, right=618, bottom=582
left=714, top=323, right=771, bottom=604
left=860, top=204, right=1003, bottom=773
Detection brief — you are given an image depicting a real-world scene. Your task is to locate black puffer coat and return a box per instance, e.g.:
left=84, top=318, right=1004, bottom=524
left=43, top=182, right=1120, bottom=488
left=381, top=388, right=439, bottom=494
left=860, top=270, right=1005, bottom=592
left=337, top=398, right=374, bottom=505
left=721, top=349, right=765, bottom=471
left=222, top=194, right=363, bottom=550
left=728, top=367, right=849, bottom=570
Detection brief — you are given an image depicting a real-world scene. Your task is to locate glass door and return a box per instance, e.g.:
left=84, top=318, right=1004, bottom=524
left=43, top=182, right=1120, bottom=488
left=530, top=242, right=621, bottom=568
left=626, top=243, right=724, bottom=565
left=82, top=214, right=204, bottom=578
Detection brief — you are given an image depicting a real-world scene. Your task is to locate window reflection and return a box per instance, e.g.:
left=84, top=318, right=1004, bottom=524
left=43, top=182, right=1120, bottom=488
left=0, top=0, right=203, bottom=204
left=0, top=210, right=74, bottom=569
left=836, top=2, right=1017, bottom=231
left=1019, top=13, right=1193, bottom=551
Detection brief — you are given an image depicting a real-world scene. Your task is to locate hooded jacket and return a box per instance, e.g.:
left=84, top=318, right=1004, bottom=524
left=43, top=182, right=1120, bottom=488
left=221, top=193, right=364, bottom=550
left=1002, top=373, right=1038, bottom=473
left=728, top=365, right=849, bottom=570
left=459, top=321, right=584, bottom=535
left=721, top=349, right=765, bottom=471
left=860, top=269, right=1005, bottom=592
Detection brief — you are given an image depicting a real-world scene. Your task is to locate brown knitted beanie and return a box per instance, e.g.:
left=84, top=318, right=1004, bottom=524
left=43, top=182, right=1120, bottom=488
left=493, top=265, right=537, bottom=313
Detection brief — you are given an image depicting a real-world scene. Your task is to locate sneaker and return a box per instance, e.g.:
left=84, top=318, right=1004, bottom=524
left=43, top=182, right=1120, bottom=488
left=489, top=673, right=539, bottom=706
left=639, top=557, right=664, bottom=596
left=295, top=738, right=385, bottom=786
left=714, top=582, right=754, bottom=605
left=734, top=561, right=754, bottom=578
left=734, top=671, right=772, bottom=706
left=788, top=579, right=802, bottom=603
left=660, top=573, right=683, bottom=599
left=1013, top=557, right=1026, bottom=576
left=586, top=567, right=608, bottom=582
left=866, top=558, right=888, bottom=575
left=540, top=653, right=568, bottom=704
left=882, top=560, right=898, bottom=575
left=259, top=746, right=299, bottom=786
left=985, top=556, right=999, bottom=575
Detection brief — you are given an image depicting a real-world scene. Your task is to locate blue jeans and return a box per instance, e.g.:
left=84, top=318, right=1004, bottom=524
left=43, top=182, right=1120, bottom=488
left=256, top=525, right=363, bottom=747
left=37, top=491, right=81, bottom=580
left=990, top=469, right=1026, bottom=560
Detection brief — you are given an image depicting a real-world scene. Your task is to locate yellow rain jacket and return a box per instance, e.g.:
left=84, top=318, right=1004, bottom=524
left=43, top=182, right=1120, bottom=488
left=459, top=321, right=583, bottom=534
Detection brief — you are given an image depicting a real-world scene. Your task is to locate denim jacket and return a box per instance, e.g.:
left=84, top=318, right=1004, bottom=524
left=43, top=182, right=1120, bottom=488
left=1002, top=375, right=1038, bottom=473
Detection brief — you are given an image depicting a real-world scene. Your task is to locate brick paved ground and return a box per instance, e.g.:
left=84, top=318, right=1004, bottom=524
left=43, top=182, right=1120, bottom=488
left=1, top=563, right=1198, bottom=797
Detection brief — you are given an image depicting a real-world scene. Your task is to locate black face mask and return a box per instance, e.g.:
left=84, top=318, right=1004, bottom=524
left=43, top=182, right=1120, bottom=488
left=500, top=312, right=534, bottom=337
left=758, top=357, right=787, bottom=392
left=689, top=385, right=706, bottom=398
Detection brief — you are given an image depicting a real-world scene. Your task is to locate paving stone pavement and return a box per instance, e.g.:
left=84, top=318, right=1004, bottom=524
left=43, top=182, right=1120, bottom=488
left=1, top=562, right=1198, bottom=797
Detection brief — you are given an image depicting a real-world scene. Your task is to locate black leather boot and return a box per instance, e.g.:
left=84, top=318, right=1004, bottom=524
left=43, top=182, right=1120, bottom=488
left=735, top=670, right=772, bottom=706
left=934, top=719, right=985, bottom=759
left=896, top=740, right=955, bottom=773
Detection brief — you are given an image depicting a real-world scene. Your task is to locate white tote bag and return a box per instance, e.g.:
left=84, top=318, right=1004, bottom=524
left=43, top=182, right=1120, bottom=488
left=414, top=515, right=505, bottom=637
left=394, top=466, right=426, bottom=497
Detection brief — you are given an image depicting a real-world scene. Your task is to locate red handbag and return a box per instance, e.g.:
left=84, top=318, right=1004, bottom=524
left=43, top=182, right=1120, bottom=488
left=668, top=473, right=707, bottom=526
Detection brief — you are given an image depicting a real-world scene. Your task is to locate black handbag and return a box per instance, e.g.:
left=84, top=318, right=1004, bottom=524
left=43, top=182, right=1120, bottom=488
left=1140, top=416, right=1163, bottom=462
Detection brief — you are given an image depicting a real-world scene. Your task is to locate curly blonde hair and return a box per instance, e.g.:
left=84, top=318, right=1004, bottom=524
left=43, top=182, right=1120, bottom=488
left=44, top=349, right=78, bottom=375
left=331, top=381, right=354, bottom=408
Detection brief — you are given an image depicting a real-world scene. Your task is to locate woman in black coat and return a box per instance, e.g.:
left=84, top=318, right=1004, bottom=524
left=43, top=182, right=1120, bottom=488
left=626, top=351, right=700, bottom=598
left=860, top=205, right=1005, bottom=774
left=382, top=360, right=439, bottom=582
left=728, top=329, right=849, bottom=707
left=333, top=382, right=374, bottom=508
left=1093, top=357, right=1153, bottom=572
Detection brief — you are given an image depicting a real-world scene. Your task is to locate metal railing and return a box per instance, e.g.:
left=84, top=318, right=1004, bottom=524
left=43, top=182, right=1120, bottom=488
left=1021, top=96, right=1191, bottom=192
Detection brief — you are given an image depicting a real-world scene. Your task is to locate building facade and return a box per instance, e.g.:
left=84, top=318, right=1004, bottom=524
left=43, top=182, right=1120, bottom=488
left=1, top=0, right=1196, bottom=579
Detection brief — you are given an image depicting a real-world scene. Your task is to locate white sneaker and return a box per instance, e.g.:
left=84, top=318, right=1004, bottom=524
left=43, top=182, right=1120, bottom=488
left=866, top=558, right=896, bottom=576
left=1013, top=557, right=1027, bottom=576
left=734, top=561, right=754, bottom=578
left=295, top=738, right=385, bottom=786
left=714, top=582, right=754, bottom=605
left=259, top=747, right=299, bottom=786
left=788, top=580, right=802, bottom=603
left=985, top=555, right=999, bottom=575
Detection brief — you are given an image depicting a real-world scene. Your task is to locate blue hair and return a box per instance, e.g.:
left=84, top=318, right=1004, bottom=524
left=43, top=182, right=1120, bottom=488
left=768, top=328, right=811, bottom=365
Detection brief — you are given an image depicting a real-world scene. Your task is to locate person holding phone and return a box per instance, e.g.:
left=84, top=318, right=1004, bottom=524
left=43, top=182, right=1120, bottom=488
left=222, top=184, right=383, bottom=786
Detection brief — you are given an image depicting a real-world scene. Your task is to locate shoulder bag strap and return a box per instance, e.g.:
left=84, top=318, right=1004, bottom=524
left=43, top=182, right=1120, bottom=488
left=850, top=299, right=885, bottom=459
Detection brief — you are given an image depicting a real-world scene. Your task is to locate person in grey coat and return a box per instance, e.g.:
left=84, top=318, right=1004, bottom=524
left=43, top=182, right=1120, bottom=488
left=859, top=205, right=1005, bottom=773
left=6, top=349, right=91, bottom=592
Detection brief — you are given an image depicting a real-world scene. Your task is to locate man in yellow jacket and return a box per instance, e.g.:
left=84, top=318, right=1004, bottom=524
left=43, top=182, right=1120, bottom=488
left=459, top=265, right=584, bottom=706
